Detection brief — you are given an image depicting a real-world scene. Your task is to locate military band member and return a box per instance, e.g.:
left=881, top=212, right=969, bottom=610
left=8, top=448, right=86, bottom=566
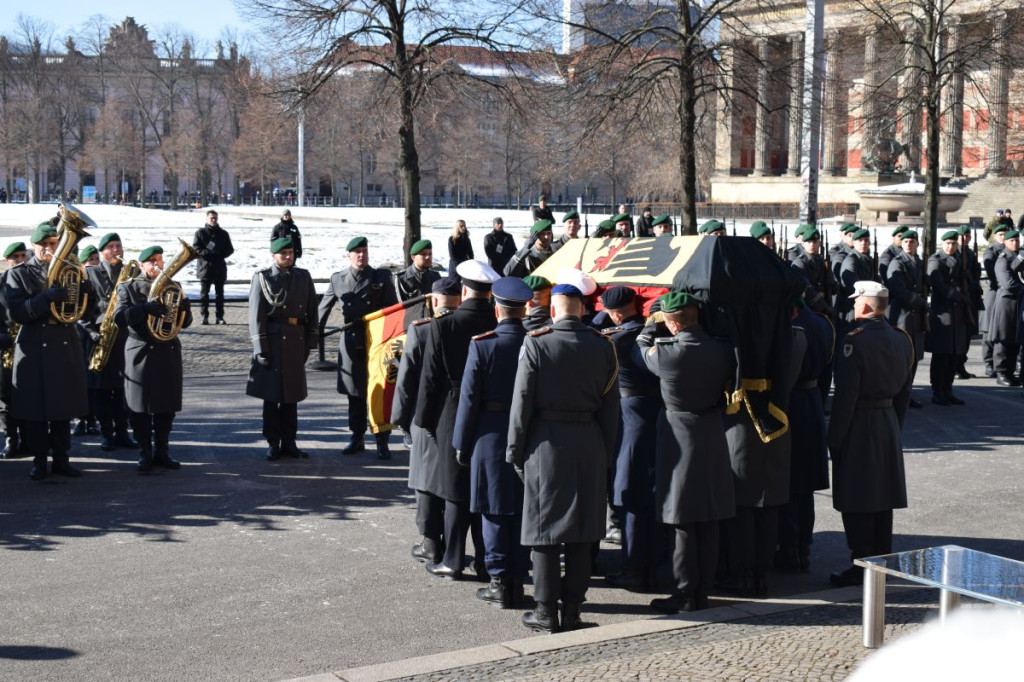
left=508, top=283, right=620, bottom=632
left=416, top=259, right=500, bottom=580
left=651, top=215, right=673, bottom=237
left=114, top=245, right=192, bottom=472
left=927, top=231, right=971, bottom=405
left=878, top=225, right=908, bottom=285
left=247, top=237, right=319, bottom=460
left=981, top=225, right=1008, bottom=378
left=989, top=230, right=1024, bottom=387
left=318, top=236, right=399, bottom=458
left=886, top=230, right=928, bottom=406
left=483, top=217, right=515, bottom=274
left=828, top=281, right=912, bottom=586
left=0, top=241, right=28, bottom=459
left=74, top=243, right=101, bottom=437
left=750, top=222, right=775, bottom=250
left=638, top=292, right=734, bottom=613
left=554, top=210, right=581, bottom=250
left=522, top=275, right=553, bottom=332
left=79, top=233, right=138, bottom=452
left=394, top=276, right=462, bottom=565
left=452, top=277, right=534, bottom=608
left=395, top=239, right=439, bottom=320
left=6, top=223, right=90, bottom=480
left=504, top=220, right=555, bottom=277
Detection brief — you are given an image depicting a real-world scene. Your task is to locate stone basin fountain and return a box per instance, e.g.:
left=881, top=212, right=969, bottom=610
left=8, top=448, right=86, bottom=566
left=856, top=172, right=968, bottom=224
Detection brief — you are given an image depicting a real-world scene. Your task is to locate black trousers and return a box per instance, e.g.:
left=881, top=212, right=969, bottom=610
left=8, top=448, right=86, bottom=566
left=262, top=401, right=298, bottom=445
left=983, top=337, right=994, bottom=368
left=415, top=491, right=445, bottom=542
left=199, top=279, right=225, bottom=320
left=671, top=521, right=719, bottom=599
left=93, top=387, right=130, bottom=438
left=930, top=353, right=958, bottom=394
left=841, top=510, right=894, bottom=560
left=130, top=412, right=175, bottom=454
left=347, top=395, right=390, bottom=442
left=993, top=342, right=1020, bottom=376
left=22, top=419, right=71, bottom=460
left=532, top=543, right=591, bottom=606
left=623, top=505, right=661, bottom=572
left=726, top=505, right=778, bottom=580
left=777, top=492, right=816, bottom=553
left=440, top=500, right=484, bottom=571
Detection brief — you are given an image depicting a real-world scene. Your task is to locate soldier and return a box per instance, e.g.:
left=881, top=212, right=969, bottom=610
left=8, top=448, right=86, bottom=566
left=0, top=241, right=28, bottom=458
left=700, top=220, right=727, bottom=237
left=600, top=286, right=663, bottom=593
left=790, top=227, right=837, bottom=318
left=318, top=236, right=399, bottom=458
left=416, top=259, right=500, bottom=580
left=954, top=225, right=982, bottom=380
left=613, top=212, right=633, bottom=238
left=878, top=225, right=908, bottom=285
left=452, top=277, right=534, bottom=607
left=838, top=228, right=877, bottom=335
left=592, top=219, right=621, bottom=238
left=508, top=283, right=620, bottom=632
left=981, top=225, right=1008, bottom=378
left=270, top=209, right=302, bottom=259
left=989, top=230, right=1024, bottom=387
left=522, top=275, right=553, bottom=332
left=395, top=239, right=439, bottom=320
left=554, top=211, right=581, bottom=250
left=750, top=222, right=775, bottom=250
left=503, top=220, right=555, bottom=277
left=114, top=245, right=193, bottom=472
left=75, top=244, right=101, bottom=438
left=828, top=281, right=913, bottom=586
left=483, top=217, right=515, bottom=274
left=637, top=291, right=734, bottom=613
left=927, top=230, right=971, bottom=406
left=394, top=277, right=462, bottom=565
left=787, top=224, right=810, bottom=261
left=247, top=237, right=319, bottom=460
left=828, top=222, right=858, bottom=291
left=651, top=215, right=673, bottom=237
left=886, top=230, right=928, bottom=407
left=192, top=209, right=234, bottom=325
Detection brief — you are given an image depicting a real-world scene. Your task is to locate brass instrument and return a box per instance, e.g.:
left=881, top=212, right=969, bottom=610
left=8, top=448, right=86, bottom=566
left=48, top=204, right=94, bottom=324
left=2, top=322, right=20, bottom=370
left=88, top=258, right=140, bottom=372
left=147, top=238, right=198, bottom=341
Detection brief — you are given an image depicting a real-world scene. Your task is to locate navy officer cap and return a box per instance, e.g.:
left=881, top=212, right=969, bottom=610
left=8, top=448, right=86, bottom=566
left=432, top=276, right=461, bottom=295
left=492, top=277, right=534, bottom=308
left=551, top=283, right=583, bottom=300
left=600, top=285, right=636, bottom=310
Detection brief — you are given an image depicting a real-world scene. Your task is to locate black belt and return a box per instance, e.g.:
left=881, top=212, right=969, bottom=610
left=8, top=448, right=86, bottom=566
left=798, top=379, right=820, bottom=390
left=483, top=401, right=510, bottom=412
left=856, top=399, right=893, bottom=409
left=619, top=388, right=657, bottom=398
left=536, top=410, right=594, bottom=422
left=666, top=406, right=721, bottom=417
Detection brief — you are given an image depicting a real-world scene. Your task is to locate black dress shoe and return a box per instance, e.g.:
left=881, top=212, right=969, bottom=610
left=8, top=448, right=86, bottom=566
left=341, top=439, right=365, bottom=455
left=561, top=602, right=582, bottom=631
left=650, top=592, right=695, bottom=614
left=376, top=441, right=391, bottom=460
left=281, top=442, right=309, bottom=459
left=153, top=455, right=181, bottom=470
left=201, top=317, right=210, bottom=325
left=266, top=446, right=282, bottom=461
left=522, top=603, right=559, bottom=633
left=99, top=436, right=116, bottom=452
left=931, top=393, right=951, bottom=406
left=51, top=461, right=81, bottom=477
left=72, top=421, right=88, bottom=436
left=829, top=566, right=863, bottom=587
left=947, top=393, right=966, bottom=405
left=985, top=365, right=996, bottom=378
left=425, top=561, right=462, bottom=580
left=476, top=578, right=512, bottom=608
left=956, top=370, right=976, bottom=380
left=606, top=570, right=649, bottom=593
left=908, top=398, right=923, bottom=409
left=216, top=318, right=227, bottom=325
left=29, top=461, right=47, bottom=480
left=997, top=374, right=1016, bottom=387
left=138, top=452, right=153, bottom=473
left=114, top=433, right=139, bottom=449
left=411, top=543, right=440, bottom=563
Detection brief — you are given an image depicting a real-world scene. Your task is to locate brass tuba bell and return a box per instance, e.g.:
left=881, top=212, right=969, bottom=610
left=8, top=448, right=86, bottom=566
left=48, top=203, right=94, bottom=324
left=147, top=238, right=199, bottom=341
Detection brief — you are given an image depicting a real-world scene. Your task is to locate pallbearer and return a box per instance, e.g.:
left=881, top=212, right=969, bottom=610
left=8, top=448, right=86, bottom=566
left=247, top=237, right=319, bottom=460
left=522, top=275, right=552, bottom=332
left=114, top=245, right=194, bottom=472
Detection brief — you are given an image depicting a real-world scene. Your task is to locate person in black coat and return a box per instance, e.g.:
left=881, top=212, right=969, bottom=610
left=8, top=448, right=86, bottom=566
left=0, top=241, right=27, bottom=458
left=927, top=231, right=972, bottom=405
left=886, top=231, right=928, bottom=406
left=635, top=207, right=655, bottom=238
left=447, top=220, right=474, bottom=270
left=415, top=259, right=500, bottom=580
left=270, top=209, right=302, bottom=259
left=954, top=225, right=982, bottom=379
left=483, top=217, right=516, bottom=274
left=878, top=225, right=908, bottom=285
left=531, top=195, right=554, bottom=223
left=838, top=228, right=878, bottom=335
left=989, top=230, right=1024, bottom=386
left=522, top=275, right=552, bottom=331
left=192, top=209, right=234, bottom=325
left=395, top=239, right=440, bottom=320
left=981, top=225, right=1008, bottom=377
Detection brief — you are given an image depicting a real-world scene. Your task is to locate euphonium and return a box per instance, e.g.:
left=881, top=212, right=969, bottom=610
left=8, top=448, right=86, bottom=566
left=48, top=204, right=94, bottom=324
left=147, top=238, right=199, bottom=341
left=88, top=257, right=140, bottom=372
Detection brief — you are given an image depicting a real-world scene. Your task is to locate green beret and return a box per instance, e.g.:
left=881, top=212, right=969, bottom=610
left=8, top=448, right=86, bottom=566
left=346, top=236, right=368, bottom=251
left=659, top=291, right=700, bottom=313
left=901, top=230, right=919, bottom=241
left=1006, top=229, right=1021, bottom=240
left=803, top=228, right=821, bottom=241
left=994, top=223, right=1010, bottom=234
left=98, top=233, right=121, bottom=250
left=139, top=245, right=164, bottom=262
left=3, top=242, right=26, bottom=258
left=892, top=225, right=909, bottom=237
left=750, top=220, right=768, bottom=231
left=31, top=223, right=58, bottom=244
left=410, top=239, right=432, bottom=255
left=79, top=245, right=98, bottom=261
left=851, top=228, right=871, bottom=240
left=271, top=237, right=293, bottom=253
left=531, top=219, right=554, bottom=235
left=750, top=222, right=772, bottom=239
left=594, top=220, right=617, bottom=237
left=522, top=275, right=552, bottom=291
left=562, top=210, right=579, bottom=222
left=840, top=222, right=859, bottom=234
left=941, top=230, right=960, bottom=242
left=795, top=224, right=814, bottom=238
left=651, top=214, right=671, bottom=228
left=700, top=220, right=724, bottom=234
left=956, top=224, right=971, bottom=235
left=612, top=212, right=631, bottom=224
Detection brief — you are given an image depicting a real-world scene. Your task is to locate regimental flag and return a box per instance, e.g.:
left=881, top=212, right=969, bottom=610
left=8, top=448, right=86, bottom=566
left=365, top=295, right=431, bottom=434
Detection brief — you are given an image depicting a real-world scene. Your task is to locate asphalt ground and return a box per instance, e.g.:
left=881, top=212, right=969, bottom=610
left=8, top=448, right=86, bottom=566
left=1, top=302, right=1023, bottom=681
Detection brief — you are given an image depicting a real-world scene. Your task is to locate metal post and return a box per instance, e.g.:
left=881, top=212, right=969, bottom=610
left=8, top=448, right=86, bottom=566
left=799, top=0, right=824, bottom=224
left=940, top=546, right=963, bottom=622
left=297, top=107, right=306, bottom=208
left=862, top=559, right=887, bottom=649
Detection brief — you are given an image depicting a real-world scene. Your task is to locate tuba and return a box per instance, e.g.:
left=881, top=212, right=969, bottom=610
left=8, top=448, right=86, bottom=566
left=48, top=204, right=94, bottom=324
left=88, top=257, right=141, bottom=372
left=147, top=238, right=199, bottom=341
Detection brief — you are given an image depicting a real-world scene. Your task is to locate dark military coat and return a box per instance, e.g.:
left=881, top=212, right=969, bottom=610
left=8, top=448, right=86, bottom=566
left=789, top=309, right=833, bottom=495
left=246, top=265, right=318, bottom=404
left=0, top=270, right=13, bottom=404
left=452, top=319, right=528, bottom=516
left=552, top=233, right=576, bottom=252
left=395, top=264, right=439, bottom=321
left=962, top=246, right=983, bottom=337
left=926, top=251, right=971, bottom=355
left=981, top=242, right=1003, bottom=334
left=414, top=297, right=497, bottom=503
left=828, top=317, right=913, bottom=513
left=5, top=257, right=88, bottom=421
left=878, top=243, right=902, bottom=284
left=503, top=245, right=553, bottom=278
left=192, top=225, right=235, bottom=282
left=988, top=249, right=1024, bottom=344
left=791, top=251, right=837, bottom=316
left=507, top=317, right=620, bottom=545
left=317, top=266, right=398, bottom=397
left=886, top=251, right=927, bottom=361
left=483, top=229, right=516, bottom=274
left=638, top=325, right=734, bottom=525
left=839, top=251, right=878, bottom=323
left=79, top=259, right=127, bottom=390
left=828, top=242, right=850, bottom=286
left=114, top=274, right=193, bottom=414
left=523, top=305, right=552, bottom=332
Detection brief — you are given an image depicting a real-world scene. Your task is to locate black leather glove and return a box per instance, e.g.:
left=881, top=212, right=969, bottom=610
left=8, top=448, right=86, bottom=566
left=180, top=297, right=191, bottom=311
left=255, top=353, right=271, bottom=367
left=144, top=301, right=168, bottom=317
left=79, top=280, right=94, bottom=297
left=456, top=450, right=470, bottom=467
left=44, top=285, right=69, bottom=303
left=89, top=330, right=102, bottom=344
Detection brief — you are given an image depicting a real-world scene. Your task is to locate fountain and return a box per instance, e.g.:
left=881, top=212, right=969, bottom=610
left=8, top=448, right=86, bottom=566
left=856, top=171, right=968, bottom=225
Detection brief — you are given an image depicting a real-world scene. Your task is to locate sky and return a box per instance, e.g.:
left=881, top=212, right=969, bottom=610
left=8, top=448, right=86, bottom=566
left=1, top=1, right=258, bottom=54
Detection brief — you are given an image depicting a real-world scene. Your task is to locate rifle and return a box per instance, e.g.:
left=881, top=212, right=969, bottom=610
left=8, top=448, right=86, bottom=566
left=872, top=229, right=879, bottom=277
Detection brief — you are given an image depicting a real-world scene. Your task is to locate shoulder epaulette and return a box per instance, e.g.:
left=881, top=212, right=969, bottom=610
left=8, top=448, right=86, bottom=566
left=412, top=317, right=432, bottom=326
left=435, top=309, right=454, bottom=318
left=655, top=337, right=676, bottom=344
left=529, top=326, right=551, bottom=336
left=846, top=326, right=866, bottom=339
left=601, top=326, right=623, bottom=335
left=472, top=330, right=496, bottom=341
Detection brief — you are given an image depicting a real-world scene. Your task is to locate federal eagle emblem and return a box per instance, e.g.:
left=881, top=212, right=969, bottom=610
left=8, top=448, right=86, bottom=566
left=382, top=338, right=404, bottom=384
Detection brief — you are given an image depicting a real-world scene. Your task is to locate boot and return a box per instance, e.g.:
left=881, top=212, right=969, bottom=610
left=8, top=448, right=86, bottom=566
left=114, top=431, right=139, bottom=449
left=341, top=438, right=365, bottom=455
left=376, top=439, right=391, bottom=461
left=29, top=455, right=47, bottom=481
left=266, top=442, right=282, bottom=461
left=650, top=591, right=695, bottom=614
left=50, top=453, right=81, bottom=477
left=282, top=440, right=309, bottom=459
left=154, top=431, right=181, bottom=469
left=522, top=602, right=559, bottom=633
left=411, top=537, right=442, bottom=563
left=137, top=448, right=154, bottom=473
left=99, top=434, right=116, bottom=452
left=201, top=314, right=210, bottom=325
left=560, top=602, right=582, bottom=631
left=476, top=576, right=512, bottom=608
left=2, top=433, right=20, bottom=458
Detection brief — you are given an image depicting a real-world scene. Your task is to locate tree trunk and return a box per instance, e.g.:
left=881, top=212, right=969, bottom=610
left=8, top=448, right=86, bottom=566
left=398, top=77, right=421, bottom=266
left=678, top=59, right=699, bottom=235
left=924, top=91, right=941, bottom=252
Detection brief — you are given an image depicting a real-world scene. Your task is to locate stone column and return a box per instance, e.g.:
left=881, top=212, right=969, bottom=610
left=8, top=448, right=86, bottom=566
left=822, top=31, right=844, bottom=176
left=787, top=33, right=805, bottom=176
left=753, top=38, right=773, bottom=177
left=941, top=17, right=964, bottom=177
left=861, top=30, right=880, bottom=173
left=899, top=22, right=923, bottom=173
left=714, top=43, right=739, bottom=174
left=988, top=11, right=1009, bottom=176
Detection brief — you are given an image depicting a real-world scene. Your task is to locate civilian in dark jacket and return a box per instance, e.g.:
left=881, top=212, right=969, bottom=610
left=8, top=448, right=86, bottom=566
left=448, top=220, right=474, bottom=270
left=531, top=195, right=554, bottom=223
left=483, top=217, right=516, bottom=274
left=270, top=209, right=302, bottom=258
left=635, top=207, right=655, bottom=238
left=192, top=209, right=234, bottom=324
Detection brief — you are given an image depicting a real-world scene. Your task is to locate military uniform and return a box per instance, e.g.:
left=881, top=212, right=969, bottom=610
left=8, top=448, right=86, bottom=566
left=503, top=244, right=553, bottom=278
left=838, top=251, right=877, bottom=327
left=886, top=249, right=927, bottom=385
left=981, top=239, right=1004, bottom=374
left=246, top=263, right=318, bottom=457
left=827, top=242, right=850, bottom=296
left=523, top=304, right=551, bottom=332
left=791, top=250, right=837, bottom=317
left=956, top=243, right=983, bottom=377
left=926, top=250, right=971, bottom=402
left=828, top=315, right=912, bottom=582
left=317, top=265, right=398, bottom=452
left=395, top=264, right=439, bottom=319
left=989, top=248, right=1024, bottom=381
left=878, top=243, right=902, bottom=285
left=0, top=268, right=22, bottom=457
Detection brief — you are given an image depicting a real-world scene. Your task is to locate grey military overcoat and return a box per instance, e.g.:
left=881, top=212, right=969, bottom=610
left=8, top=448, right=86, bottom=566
left=987, top=250, right=1024, bottom=344
left=886, top=251, right=927, bottom=361
left=393, top=314, right=444, bottom=492
left=926, top=252, right=970, bottom=355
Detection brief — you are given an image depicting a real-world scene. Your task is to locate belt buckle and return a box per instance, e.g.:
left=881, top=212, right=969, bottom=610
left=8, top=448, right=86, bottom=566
left=288, top=317, right=298, bottom=326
